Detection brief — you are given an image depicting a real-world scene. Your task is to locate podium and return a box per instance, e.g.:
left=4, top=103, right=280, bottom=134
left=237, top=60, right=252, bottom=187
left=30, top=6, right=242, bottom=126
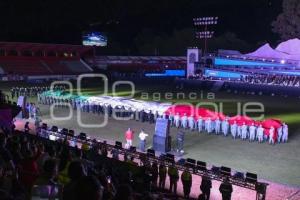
left=153, top=118, right=171, bottom=153
left=16, top=96, right=26, bottom=118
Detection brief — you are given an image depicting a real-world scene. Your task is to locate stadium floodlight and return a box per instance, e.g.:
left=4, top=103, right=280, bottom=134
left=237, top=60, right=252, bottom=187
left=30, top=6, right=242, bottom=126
left=193, top=16, right=218, bottom=26
left=195, top=31, right=215, bottom=39
left=193, top=16, right=219, bottom=55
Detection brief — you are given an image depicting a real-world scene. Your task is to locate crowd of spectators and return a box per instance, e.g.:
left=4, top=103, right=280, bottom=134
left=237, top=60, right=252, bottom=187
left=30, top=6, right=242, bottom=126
left=241, top=74, right=300, bottom=87
left=188, top=72, right=300, bottom=88
left=0, top=126, right=237, bottom=200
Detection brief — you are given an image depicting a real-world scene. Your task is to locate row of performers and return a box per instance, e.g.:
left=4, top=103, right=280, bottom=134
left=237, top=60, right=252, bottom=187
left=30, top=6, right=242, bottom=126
left=169, top=113, right=288, bottom=144
left=11, top=85, right=66, bottom=99
left=38, top=96, right=288, bottom=144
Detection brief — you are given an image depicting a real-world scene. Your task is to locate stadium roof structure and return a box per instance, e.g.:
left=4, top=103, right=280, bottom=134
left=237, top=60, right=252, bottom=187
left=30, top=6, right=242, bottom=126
left=0, top=41, right=93, bottom=56
left=96, top=56, right=186, bottom=64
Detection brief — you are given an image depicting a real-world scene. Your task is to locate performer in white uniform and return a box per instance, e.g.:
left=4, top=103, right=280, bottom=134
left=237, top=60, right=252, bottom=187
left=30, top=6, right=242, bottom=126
left=231, top=121, right=237, bottom=139
left=197, top=117, right=203, bottom=133
left=249, top=123, right=256, bottom=142
left=181, top=113, right=188, bottom=129
left=174, top=113, right=180, bottom=128
left=188, top=115, right=195, bottom=131
left=257, top=125, right=264, bottom=143
left=205, top=118, right=212, bottom=134
left=237, top=124, right=242, bottom=138
left=221, top=119, right=229, bottom=136
left=282, top=123, right=288, bottom=143
left=241, top=123, right=248, bottom=140
left=269, top=126, right=275, bottom=145
left=277, top=125, right=283, bottom=143
left=215, top=118, right=221, bottom=135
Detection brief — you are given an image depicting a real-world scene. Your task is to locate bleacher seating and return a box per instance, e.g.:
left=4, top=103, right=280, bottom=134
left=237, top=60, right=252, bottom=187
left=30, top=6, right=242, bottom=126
left=0, top=42, right=94, bottom=76
left=63, top=60, right=92, bottom=73
left=0, top=57, right=51, bottom=75
left=43, top=59, right=73, bottom=75
left=0, top=57, right=93, bottom=76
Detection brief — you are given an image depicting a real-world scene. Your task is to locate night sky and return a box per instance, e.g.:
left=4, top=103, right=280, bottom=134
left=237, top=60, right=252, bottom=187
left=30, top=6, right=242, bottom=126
left=0, top=0, right=283, bottom=55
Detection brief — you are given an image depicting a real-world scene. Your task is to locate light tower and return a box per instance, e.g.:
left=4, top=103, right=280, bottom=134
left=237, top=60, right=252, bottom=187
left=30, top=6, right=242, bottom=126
left=193, top=16, right=219, bottom=55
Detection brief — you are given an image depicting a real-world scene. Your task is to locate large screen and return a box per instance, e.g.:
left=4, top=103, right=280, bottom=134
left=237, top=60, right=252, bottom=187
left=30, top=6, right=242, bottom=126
left=82, top=32, right=107, bottom=47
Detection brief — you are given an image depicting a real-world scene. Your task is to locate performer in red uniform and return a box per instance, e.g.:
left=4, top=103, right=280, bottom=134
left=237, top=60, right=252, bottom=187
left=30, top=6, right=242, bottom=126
left=125, top=128, right=134, bottom=148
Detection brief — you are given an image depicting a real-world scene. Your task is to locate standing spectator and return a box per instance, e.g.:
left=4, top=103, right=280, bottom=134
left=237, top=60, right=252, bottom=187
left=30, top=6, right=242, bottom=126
left=150, top=161, right=158, bottom=188
left=168, top=162, right=179, bottom=194
left=24, top=122, right=30, bottom=134
left=200, top=175, right=212, bottom=200
left=219, top=177, right=233, bottom=200
left=158, top=163, right=167, bottom=189
left=34, top=116, right=42, bottom=134
left=100, top=141, right=108, bottom=157
left=181, top=167, right=192, bottom=199
left=111, top=148, right=119, bottom=160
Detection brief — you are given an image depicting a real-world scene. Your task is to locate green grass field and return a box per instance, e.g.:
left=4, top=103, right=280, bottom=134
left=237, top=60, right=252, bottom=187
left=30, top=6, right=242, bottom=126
left=1, top=80, right=300, bottom=186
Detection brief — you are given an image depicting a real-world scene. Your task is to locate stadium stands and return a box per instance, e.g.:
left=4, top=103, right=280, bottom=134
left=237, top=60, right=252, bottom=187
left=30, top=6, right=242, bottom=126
left=90, top=56, right=186, bottom=73
left=0, top=57, right=50, bottom=75
left=0, top=42, right=93, bottom=77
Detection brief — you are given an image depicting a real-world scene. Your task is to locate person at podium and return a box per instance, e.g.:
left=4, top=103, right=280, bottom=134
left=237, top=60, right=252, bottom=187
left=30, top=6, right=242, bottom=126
left=138, top=129, right=148, bottom=152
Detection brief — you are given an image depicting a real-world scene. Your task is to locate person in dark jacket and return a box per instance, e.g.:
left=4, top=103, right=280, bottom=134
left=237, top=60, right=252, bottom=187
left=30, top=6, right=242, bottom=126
left=158, top=164, right=167, bottom=189
left=150, top=161, right=158, bottom=188
left=219, top=177, right=233, bottom=200
left=200, top=175, right=212, bottom=200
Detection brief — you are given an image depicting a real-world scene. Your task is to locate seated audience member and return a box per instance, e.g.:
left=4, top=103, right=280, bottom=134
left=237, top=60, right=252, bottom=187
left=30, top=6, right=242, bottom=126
left=0, top=134, right=15, bottom=171
left=75, top=175, right=104, bottom=200
left=73, top=148, right=94, bottom=172
left=100, top=141, right=108, bottom=157
left=63, top=161, right=86, bottom=200
left=58, top=148, right=72, bottom=185
left=18, top=148, right=40, bottom=195
left=36, top=143, right=49, bottom=171
left=34, top=159, right=58, bottom=185
left=32, top=159, right=61, bottom=199
left=113, top=184, right=134, bottom=200
left=0, top=157, right=26, bottom=199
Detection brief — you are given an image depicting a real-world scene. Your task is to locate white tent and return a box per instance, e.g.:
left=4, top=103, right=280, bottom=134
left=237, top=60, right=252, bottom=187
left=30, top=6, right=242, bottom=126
left=245, top=38, right=300, bottom=62
left=276, top=38, right=300, bottom=55
left=246, top=43, right=289, bottom=59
